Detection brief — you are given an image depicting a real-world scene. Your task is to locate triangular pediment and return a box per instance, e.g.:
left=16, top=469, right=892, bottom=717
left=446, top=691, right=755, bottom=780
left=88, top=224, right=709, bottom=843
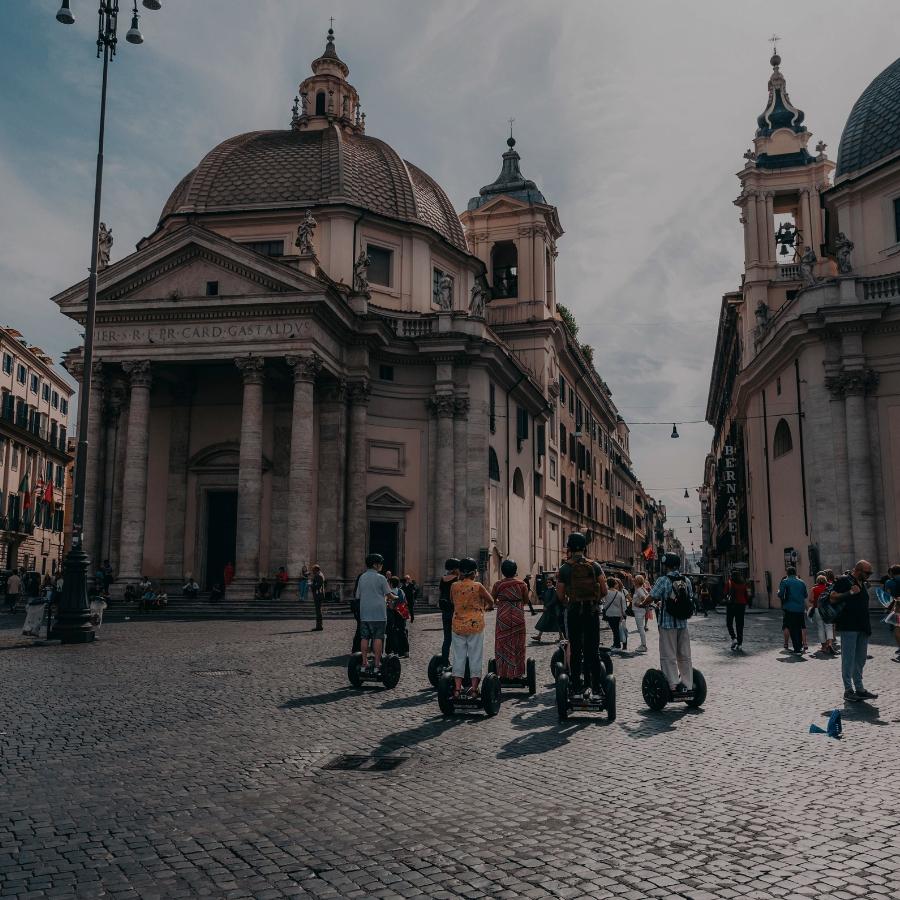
left=52, top=224, right=329, bottom=310
left=470, top=195, right=533, bottom=215
left=366, top=486, right=414, bottom=510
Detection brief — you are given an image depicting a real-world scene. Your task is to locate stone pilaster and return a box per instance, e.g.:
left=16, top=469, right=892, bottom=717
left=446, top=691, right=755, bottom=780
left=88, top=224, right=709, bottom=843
left=344, top=379, right=370, bottom=580
left=117, top=360, right=152, bottom=586
left=453, top=396, right=469, bottom=558
left=83, top=361, right=106, bottom=572
left=316, top=379, right=347, bottom=581
left=163, top=380, right=193, bottom=584
left=285, top=354, right=322, bottom=582
left=232, top=357, right=266, bottom=595
left=103, top=381, right=128, bottom=576
left=429, top=393, right=455, bottom=567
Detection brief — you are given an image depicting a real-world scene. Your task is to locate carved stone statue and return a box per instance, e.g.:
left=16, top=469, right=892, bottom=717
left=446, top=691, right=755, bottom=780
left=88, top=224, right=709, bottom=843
left=295, top=210, right=317, bottom=255
left=469, top=280, right=488, bottom=318
left=353, top=249, right=371, bottom=295
left=300, top=91, right=308, bottom=114
left=798, top=246, right=818, bottom=287
left=436, top=273, right=454, bottom=311
left=754, top=300, right=770, bottom=329
left=97, top=222, right=113, bottom=271
left=835, top=232, right=854, bottom=274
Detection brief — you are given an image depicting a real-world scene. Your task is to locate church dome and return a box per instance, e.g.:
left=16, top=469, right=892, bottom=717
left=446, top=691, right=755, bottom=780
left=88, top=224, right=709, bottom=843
left=836, top=56, right=900, bottom=178
left=159, top=125, right=467, bottom=251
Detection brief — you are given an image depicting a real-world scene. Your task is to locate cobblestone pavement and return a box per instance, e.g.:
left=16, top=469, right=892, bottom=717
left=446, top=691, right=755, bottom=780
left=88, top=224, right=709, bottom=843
left=1, top=608, right=897, bottom=899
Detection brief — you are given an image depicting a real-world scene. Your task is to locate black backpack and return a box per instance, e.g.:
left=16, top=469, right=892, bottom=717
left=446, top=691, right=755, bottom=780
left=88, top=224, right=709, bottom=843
left=665, top=574, right=694, bottom=620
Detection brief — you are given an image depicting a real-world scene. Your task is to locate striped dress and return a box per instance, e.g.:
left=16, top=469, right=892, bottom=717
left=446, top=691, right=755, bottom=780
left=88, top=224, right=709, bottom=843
left=491, top=577, right=530, bottom=679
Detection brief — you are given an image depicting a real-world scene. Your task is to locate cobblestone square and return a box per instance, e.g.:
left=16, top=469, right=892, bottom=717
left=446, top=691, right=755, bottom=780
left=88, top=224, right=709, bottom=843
left=1, top=610, right=897, bottom=899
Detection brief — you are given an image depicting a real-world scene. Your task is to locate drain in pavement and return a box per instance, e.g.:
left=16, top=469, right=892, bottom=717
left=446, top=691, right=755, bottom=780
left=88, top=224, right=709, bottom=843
left=322, top=754, right=409, bottom=772
left=192, top=669, right=251, bottom=676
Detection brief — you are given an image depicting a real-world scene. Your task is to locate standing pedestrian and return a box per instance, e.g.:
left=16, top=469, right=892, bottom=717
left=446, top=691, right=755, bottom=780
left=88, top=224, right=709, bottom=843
left=223, top=561, right=235, bottom=588
left=273, top=566, right=288, bottom=599
left=402, top=574, right=418, bottom=622
left=778, top=567, right=807, bottom=654
left=830, top=560, right=877, bottom=701
left=884, top=564, right=900, bottom=662
left=601, top=578, right=627, bottom=650
left=386, top=576, right=410, bottom=657
left=5, top=569, right=22, bottom=613
left=650, top=553, right=695, bottom=695
left=809, top=573, right=835, bottom=655
left=632, top=574, right=650, bottom=652
left=310, top=564, right=325, bottom=631
left=724, top=571, right=750, bottom=651
left=298, top=564, right=310, bottom=603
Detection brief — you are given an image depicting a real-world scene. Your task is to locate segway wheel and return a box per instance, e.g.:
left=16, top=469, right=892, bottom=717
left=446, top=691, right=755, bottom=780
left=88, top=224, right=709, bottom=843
left=482, top=673, right=502, bottom=717
left=348, top=652, right=364, bottom=688
left=685, top=669, right=707, bottom=708
left=642, top=668, right=669, bottom=711
left=598, top=649, right=614, bottom=676
left=381, top=655, right=401, bottom=690
left=526, top=658, right=537, bottom=696
left=437, top=672, right=455, bottom=716
left=487, top=658, right=497, bottom=675
left=550, top=647, right=566, bottom=681
left=602, top=673, right=617, bottom=723
left=427, top=654, right=443, bottom=688
left=556, top=672, right=570, bottom=721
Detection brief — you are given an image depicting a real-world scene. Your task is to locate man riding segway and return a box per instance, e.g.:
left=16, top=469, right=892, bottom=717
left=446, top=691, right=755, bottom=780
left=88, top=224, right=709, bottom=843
left=556, top=532, right=607, bottom=700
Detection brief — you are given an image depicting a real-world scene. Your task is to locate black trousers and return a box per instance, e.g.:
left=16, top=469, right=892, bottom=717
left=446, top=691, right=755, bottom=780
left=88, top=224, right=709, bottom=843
left=784, top=610, right=804, bottom=651
left=567, top=602, right=601, bottom=691
left=726, top=604, right=745, bottom=643
left=441, top=609, right=453, bottom=662
left=607, top=615, right=622, bottom=648
left=313, top=591, right=323, bottom=630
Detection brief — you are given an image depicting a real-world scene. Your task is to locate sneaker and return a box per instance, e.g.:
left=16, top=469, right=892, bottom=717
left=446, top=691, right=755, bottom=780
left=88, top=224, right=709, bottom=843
left=843, top=689, right=861, bottom=702
left=856, top=689, right=878, bottom=700
left=731, top=640, right=737, bottom=651
left=737, top=643, right=743, bottom=652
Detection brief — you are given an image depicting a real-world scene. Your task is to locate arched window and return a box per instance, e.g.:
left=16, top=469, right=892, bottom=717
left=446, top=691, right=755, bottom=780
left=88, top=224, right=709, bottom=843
left=491, top=241, right=518, bottom=298
left=488, top=447, right=500, bottom=482
left=512, top=468, right=525, bottom=498
left=773, top=418, right=793, bottom=458
left=315, top=91, right=326, bottom=115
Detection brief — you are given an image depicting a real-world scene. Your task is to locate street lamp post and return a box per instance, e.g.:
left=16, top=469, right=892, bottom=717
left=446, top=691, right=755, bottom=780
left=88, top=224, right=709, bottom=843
left=51, top=0, right=160, bottom=643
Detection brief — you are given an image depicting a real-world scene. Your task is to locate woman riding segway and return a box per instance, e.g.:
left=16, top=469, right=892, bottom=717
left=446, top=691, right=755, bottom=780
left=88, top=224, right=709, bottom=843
left=488, top=559, right=537, bottom=695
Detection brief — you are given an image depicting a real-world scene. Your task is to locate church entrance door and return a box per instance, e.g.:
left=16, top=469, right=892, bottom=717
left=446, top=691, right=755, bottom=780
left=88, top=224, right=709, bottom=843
left=368, top=521, right=399, bottom=575
left=205, top=490, right=238, bottom=589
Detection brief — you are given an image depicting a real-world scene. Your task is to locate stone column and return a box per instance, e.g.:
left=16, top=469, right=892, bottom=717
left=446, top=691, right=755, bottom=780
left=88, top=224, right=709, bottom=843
left=764, top=192, right=775, bottom=266
left=117, top=360, right=152, bottom=586
left=316, top=380, right=347, bottom=580
left=233, top=357, right=266, bottom=595
left=743, top=195, right=759, bottom=264
left=344, top=379, right=370, bottom=579
left=82, top=360, right=106, bottom=572
left=101, top=382, right=127, bottom=572
left=163, top=380, right=194, bottom=585
left=842, top=369, right=880, bottom=569
left=453, top=396, right=469, bottom=557
left=430, top=393, right=455, bottom=567
left=824, top=372, right=853, bottom=571
left=755, top=192, right=768, bottom=266
left=285, top=354, right=322, bottom=582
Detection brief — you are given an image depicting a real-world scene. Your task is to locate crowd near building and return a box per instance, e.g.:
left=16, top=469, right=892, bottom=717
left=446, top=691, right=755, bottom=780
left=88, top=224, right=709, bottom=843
left=0, top=326, right=73, bottom=577
left=703, top=49, right=900, bottom=604
left=51, top=30, right=661, bottom=600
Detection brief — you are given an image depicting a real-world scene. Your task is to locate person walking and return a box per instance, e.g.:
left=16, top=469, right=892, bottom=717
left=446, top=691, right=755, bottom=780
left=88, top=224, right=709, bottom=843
left=778, top=568, right=807, bottom=654
left=830, top=560, right=877, bottom=701
left=650, top=553, right=695, bottom=695
left=885, top=564, right=900, bottom=662
left=724, top=571, right=750, bottom=651
left=532, top=575, right=563, bottom=642
left=632, top=575, right=650, bottom=652
left=601, top=578, right=627, bottom=650
left=5, top=569, right=22, bottom=614
left=310, top=564, right=325, bottom=631
left=273, top=566, right=289, bottom=600
left=809, top=573, right=836, bottom=655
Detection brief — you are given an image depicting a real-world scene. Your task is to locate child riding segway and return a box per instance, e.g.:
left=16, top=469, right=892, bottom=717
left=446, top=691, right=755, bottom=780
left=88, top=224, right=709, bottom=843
left=554, top=533, right=616, bottom=722
left=486, top=559, right=537, bottom=695
left=347, top=553, right=402, bottom=690
left=436, top=557, right=501, bottom=717
left=641, top=553, right=707, bottom=710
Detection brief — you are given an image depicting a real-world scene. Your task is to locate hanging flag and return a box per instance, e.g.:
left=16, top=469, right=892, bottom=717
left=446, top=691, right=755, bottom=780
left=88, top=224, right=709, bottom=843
left=44, top=481, right=53, bottom=504
left=643, top=545, right=655, bottom=561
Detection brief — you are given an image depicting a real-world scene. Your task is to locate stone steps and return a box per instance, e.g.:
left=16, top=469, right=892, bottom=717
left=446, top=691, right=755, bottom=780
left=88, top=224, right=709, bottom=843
left=102, top=598, right=353, bottom=621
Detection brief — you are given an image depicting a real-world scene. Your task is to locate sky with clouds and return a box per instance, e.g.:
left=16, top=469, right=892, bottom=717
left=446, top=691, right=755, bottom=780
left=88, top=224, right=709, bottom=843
left=2, top=0, right=899, bottom=551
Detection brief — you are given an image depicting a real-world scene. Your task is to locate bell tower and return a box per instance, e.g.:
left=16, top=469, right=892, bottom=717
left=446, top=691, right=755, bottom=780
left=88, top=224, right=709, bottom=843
left=460, top=131, right=563, bottom=322
left=734, top=46, right=834, bottom=354
left=290, top=26, right=364, bottom=134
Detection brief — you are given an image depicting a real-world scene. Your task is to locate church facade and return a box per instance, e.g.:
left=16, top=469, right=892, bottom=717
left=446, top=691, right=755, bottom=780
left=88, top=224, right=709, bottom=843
left=54, top=31, right=650, bottom=599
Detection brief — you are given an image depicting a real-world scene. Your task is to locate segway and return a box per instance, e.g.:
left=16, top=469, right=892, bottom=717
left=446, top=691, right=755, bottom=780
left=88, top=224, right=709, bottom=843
left=348, top=652, right=402, bottom=690
left=428, top=654, right=470, bottom=688
left=555, top=659, right=616, bottom=723
left=641, top=668, right=707, bottom=711
left=551, top=640, right=612, bottom=681
left=487, top=656, right=537, bottom=695
left=437, top=669, right=502, bottom=717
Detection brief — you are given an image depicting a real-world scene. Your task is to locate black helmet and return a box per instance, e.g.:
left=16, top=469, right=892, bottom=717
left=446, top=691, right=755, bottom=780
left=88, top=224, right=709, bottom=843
left=458, top=557, right=478, bottom=575
left=444, top=557, right=460, bottom=572
left=501, top=559, right=518, bottom=577
left=566, top=532, right=587, bottom=552
left=365, top=553, right=384, bottom=568
left=663, top=552, right=681, bottom=570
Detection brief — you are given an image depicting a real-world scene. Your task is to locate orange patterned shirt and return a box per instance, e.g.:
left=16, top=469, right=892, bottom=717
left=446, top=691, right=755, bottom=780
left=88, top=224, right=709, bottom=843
left=451, top=580, right=494, bottom=636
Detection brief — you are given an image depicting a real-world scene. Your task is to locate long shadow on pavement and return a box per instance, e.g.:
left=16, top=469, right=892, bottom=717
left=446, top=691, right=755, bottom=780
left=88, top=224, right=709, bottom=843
left=280, top=687, right=361, bottom=708
left=372, top=714, right=466, bottom=755
left=822, top=702, right=890, bottom=726
left=496, top=708, right=591, bottom=758
left=379, top=689, right=435, bottom=709
left=619, top=706, right=704, bottom=739
left=306, top=654, right=351, bottom=668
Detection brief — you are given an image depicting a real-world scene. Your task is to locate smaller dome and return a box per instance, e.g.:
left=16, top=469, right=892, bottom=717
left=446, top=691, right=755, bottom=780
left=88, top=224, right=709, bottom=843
left=468, top=137, right=546, bottom=210
left=836, top=56, right=900, bottom=177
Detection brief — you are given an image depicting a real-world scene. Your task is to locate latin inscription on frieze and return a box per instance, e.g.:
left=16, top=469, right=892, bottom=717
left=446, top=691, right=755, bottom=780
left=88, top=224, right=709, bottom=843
left=95, top=320, right=312, bottom=346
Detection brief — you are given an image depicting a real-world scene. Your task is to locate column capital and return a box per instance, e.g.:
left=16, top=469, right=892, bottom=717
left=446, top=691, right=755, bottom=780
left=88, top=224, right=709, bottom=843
left=427, top=393, right=456, bottom=418
left=122, top=359, right=152, bottom=388
left=235, top=356, right=265, bottom=385
left=285, top=352, right=323, bottom=384
left=346, top=378, right=371, bottom=406
left=826, top=368, right=879, bottom=397
left=453, top=396, right=470, bottom=419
